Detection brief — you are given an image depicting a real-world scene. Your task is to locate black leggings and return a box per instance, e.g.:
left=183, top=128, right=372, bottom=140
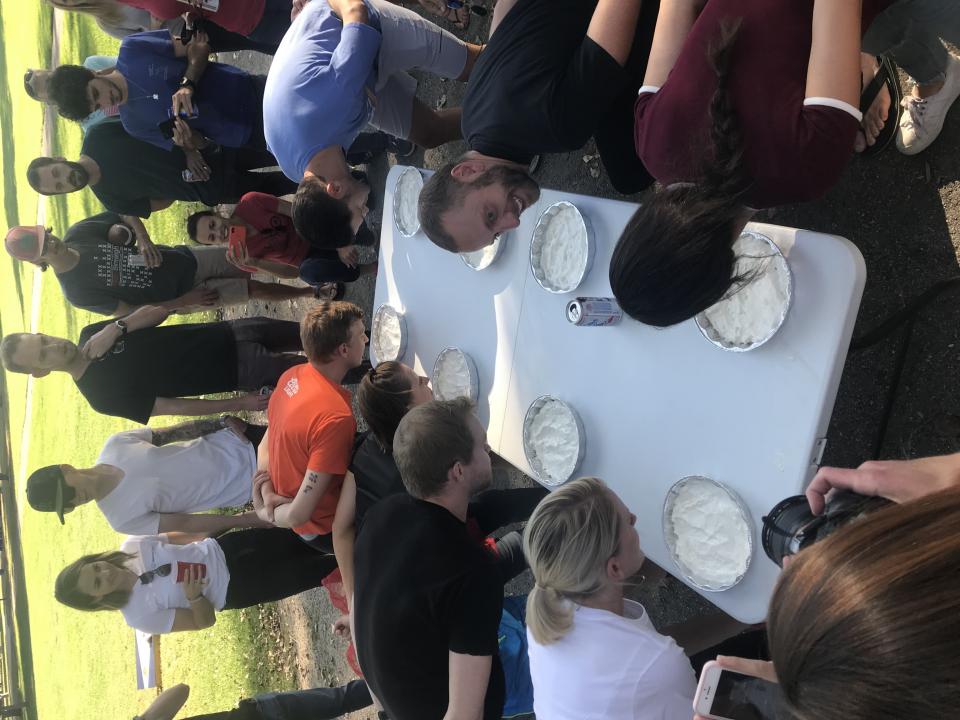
left=229, top=317, right=307, bottom=391
left=218, top=527, right=338, bottom=610
left=220, top=146, right=299, bottom=200
left=181, top=680, right=372, bottom=720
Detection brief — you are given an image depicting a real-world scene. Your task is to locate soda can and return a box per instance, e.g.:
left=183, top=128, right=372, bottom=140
left=566, top=297, right=623, bottom=326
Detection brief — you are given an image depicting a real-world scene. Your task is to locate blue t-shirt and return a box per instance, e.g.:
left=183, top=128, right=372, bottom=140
left=263, top=0, right=382, bottom=180
left=116, top=31, right=256, bottom=151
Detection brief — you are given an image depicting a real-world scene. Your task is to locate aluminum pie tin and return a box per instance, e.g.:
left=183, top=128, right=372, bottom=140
left=371, top=304, right=407, bottom=365
left=393, top=166, right=424, bottom=237
left=662, top=476, right=753, bottom=592
left=460, top=233, right=505, bottom=271
left=695, top=231, right=793, bottom=352
left=522, top=395, right=586, bottom=487
left=431, top=347, right=479, bottom=402
left=529, top=201, right=595, bottom=293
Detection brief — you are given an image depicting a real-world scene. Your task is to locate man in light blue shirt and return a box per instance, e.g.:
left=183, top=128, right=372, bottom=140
left=264, top=0, right=481, bottom=248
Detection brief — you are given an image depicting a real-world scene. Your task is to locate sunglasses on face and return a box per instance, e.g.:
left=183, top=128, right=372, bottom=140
left=23, top=70, right=37, bottom=100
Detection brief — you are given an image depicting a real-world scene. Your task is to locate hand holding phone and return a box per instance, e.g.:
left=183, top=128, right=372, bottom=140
left=227, top=226, right=258, bottom=272
left=175, top=561, right=208, bottom=583
left=694, top=659, right=780, bottom=720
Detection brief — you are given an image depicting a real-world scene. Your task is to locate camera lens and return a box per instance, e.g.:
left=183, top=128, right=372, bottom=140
left=761, top=495, right=814, bottom=567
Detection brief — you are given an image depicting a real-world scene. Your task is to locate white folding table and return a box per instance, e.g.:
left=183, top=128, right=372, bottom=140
left=373, top=165, right=865, bottom=622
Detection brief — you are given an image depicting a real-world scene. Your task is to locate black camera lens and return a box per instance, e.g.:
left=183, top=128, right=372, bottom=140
left=762, top=491, right=891, bottom=567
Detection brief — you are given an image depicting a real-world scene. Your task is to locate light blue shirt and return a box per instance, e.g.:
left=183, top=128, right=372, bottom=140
left=80, top=55, right=118, bottom=135
left=263, top=0, right=382, bottom=180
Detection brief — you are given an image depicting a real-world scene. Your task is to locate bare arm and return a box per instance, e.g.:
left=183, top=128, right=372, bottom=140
left=170, top=599, right=215, bottom=632
left=248, top=258, right=300, bottom=279
left=332, top=472, right=358, bottom=601
left=141, top=683, right=190, bottom=720
left=150, top=199, right=175, bottom=212
left=256, top=428, right=270, bottom=472
left=163, top=531, right=211, bottom=544
left=642, top=0, right=704, bottom=87
left=81, top=305, right=171, bottom=358
left=805, top=0, right=862, bottom=107
left=150, top=416, right=225, bottom=446
left=271, top=469, right=333, bottom=528
left=586, top=0, right=643, bottom=67
left=157, top=510, right=262, bottom=534
left=328, top=0, right=369, bottom=24
left=152, top=393, right=269, bottom=418
left=444, top=652, right=492, bottom=720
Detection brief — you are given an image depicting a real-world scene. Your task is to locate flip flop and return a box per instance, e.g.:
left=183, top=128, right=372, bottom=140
left=858, top=55, right=902, bottom=158
left=442, top=1, right=470, bottom=30
left=314, top=282, right=346, bottom=301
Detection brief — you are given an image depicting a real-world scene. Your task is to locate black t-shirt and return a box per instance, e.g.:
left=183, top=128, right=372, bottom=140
left=74, top=319, right=239, bottom=423
left=57, top=212, right=198, bottom=315
left=354, top=494, right=505, bottom=720
left=350, top=433, right=405, bottom=530
left=83, top=118, right=230, bottom=217
left=461, top=0, right=629, bottom=163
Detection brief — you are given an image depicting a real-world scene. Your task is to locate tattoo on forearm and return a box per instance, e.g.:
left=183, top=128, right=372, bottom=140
left=151, top=417, right=224, bottom=446
left=302, top=471, right=320, bottom=494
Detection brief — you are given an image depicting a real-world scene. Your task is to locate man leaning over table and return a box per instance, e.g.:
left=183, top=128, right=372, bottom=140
left=263, top=0, right=481, bottom=251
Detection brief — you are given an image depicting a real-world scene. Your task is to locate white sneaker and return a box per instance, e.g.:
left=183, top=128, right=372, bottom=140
left=897, top=53, right=960, bottom=155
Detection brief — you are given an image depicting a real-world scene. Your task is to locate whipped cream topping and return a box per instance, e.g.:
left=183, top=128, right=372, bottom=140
left=526, top=399, right=580, bottom=484
left=433, top=349, right=474, bottom=400
left=373, top=307, right=402, bottom=362
left=396, top=170, right=422, bottom=236
left=537, top=205, right=587, bottom=291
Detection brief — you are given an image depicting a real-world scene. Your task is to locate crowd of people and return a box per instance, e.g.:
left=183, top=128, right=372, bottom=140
left=4, top=0, right=960, bottom=718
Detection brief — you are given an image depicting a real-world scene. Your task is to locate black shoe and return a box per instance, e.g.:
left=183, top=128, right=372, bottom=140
left=386, top=136, right=417, bottom=159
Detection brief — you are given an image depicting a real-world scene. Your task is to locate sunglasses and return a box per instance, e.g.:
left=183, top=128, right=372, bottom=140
left=23, top=70, right=37, bottom=100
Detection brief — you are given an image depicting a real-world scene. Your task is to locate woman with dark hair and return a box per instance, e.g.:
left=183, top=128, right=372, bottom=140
left=186, top=192, right=378, bottom=298
left=610, top=0, right=897, bottom=327
left=55, top=527, right=336, bottom=634
left=695, top=453, right=960, bottom=720
left=330, top=361, right=546, bottom=601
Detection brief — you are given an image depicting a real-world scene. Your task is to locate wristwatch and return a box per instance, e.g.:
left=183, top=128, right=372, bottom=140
left=179, top=76, right=196, bottom=92
left=114, top=319, right=128, bottom=336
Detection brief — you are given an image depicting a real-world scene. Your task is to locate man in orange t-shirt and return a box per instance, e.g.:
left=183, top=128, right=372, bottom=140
left=252, top=300, right=368, bottom=550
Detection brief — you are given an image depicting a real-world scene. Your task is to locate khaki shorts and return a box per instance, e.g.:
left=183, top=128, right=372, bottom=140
left=190, top=245, right=250, bottom=306
left=368, top=0, right=469, bottom=139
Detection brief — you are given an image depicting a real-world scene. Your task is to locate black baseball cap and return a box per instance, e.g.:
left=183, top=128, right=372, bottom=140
left=26, top=465, right=73, bottom=524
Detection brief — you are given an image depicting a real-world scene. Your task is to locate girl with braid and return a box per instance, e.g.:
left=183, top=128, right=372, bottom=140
left=610, top=0, right=896, bottom=327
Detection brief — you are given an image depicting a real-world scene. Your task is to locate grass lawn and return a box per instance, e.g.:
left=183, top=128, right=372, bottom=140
left=1, top=6, right=297, bottom=720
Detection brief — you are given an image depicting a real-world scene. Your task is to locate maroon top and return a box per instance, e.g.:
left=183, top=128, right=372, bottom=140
left=118, top=0, right=266, bottom=36
left=233, top=192, right=310, bottom=267
left=633, top=0, right=893, bottom=209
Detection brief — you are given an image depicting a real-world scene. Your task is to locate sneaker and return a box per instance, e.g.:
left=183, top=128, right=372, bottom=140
left=896, top=53, right=960, bottom=155
left=386, top=136, right=417, bottom=159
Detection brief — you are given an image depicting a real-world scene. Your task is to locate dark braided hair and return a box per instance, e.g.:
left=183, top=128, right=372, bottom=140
left=610, top=19, right=754, bottom=328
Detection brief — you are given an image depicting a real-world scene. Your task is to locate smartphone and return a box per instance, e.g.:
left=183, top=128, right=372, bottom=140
left=693, top=661, right=780, bottom=720
left=175, top=561, right=207, bottom=582
left=167, top=107, right=200, bottom=121
left=228, top=225, right=257, bottom=272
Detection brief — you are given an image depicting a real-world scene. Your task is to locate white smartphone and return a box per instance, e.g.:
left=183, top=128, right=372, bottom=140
left=693, top=661, right=780, bottom=720
left=176, top=0, right=219, bottom=11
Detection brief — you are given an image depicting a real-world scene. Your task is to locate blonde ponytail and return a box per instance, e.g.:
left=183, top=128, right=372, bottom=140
left=523, top=477, right=622, bottom=645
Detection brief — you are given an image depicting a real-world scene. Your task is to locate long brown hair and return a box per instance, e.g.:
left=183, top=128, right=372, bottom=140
left=768, top=487, right=960, bottom=720
left=55, top=550, right=135, bottom=612
left=357, top=361, right=412, bottom=450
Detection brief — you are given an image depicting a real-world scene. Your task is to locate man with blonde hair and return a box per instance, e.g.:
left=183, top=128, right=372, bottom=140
left=253, top=301, right=368, bottom=552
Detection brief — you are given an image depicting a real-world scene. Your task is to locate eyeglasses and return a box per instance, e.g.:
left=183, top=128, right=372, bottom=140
left=23, top=70, right=37, bottom=100
left=138, top=563, right=172, bottom=585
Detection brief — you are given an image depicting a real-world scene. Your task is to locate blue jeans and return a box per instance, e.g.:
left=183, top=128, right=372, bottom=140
left=863, top=0, right=960, bottom=83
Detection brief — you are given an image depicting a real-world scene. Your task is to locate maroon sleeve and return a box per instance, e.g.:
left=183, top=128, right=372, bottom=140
left=632, top=91, right=657, bottom=161
left=785, top=105, right=860, bottom=204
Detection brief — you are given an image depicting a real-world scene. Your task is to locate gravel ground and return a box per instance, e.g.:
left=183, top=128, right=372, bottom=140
left=220, top=9, right=960, bottom=715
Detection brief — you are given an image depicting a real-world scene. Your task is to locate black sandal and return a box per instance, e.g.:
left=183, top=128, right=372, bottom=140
left=314, top=282, right=346, bottom=301
left=859, top=55, right=902, bottom=158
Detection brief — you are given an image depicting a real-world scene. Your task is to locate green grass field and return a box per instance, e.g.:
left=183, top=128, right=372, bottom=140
left=0, top=5, right=297, bottom=719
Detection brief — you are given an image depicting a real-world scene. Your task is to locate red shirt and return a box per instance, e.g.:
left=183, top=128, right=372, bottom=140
left=233, top=192, right=311, bottom=267
left=118, top=0, right=266, bottom=36
left=633, top=0, right=892, bottom=209
left=267, top=364, right=356, bottom=536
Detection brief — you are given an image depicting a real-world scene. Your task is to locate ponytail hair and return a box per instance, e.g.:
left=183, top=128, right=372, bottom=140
left=610, top=19, right=750, bottom=327
left=523, top=477, right=622, bottom=645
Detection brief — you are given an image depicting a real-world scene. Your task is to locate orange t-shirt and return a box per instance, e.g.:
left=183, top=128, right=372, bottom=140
left=267, top=364, right=356, bottom=536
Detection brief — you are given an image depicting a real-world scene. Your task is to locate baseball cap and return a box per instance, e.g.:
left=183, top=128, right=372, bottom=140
left=25, top=465, right=71, bottom=524
left=5, top=226, right=45, bottom=263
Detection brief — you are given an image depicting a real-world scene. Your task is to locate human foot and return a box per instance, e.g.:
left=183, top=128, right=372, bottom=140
left=856, top=53, right=891, bottom=153
left=897, top=53, right=960, bottom=156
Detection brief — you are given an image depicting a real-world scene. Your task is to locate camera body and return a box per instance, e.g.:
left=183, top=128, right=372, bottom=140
left=761, top=491, right=891, bottom=566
